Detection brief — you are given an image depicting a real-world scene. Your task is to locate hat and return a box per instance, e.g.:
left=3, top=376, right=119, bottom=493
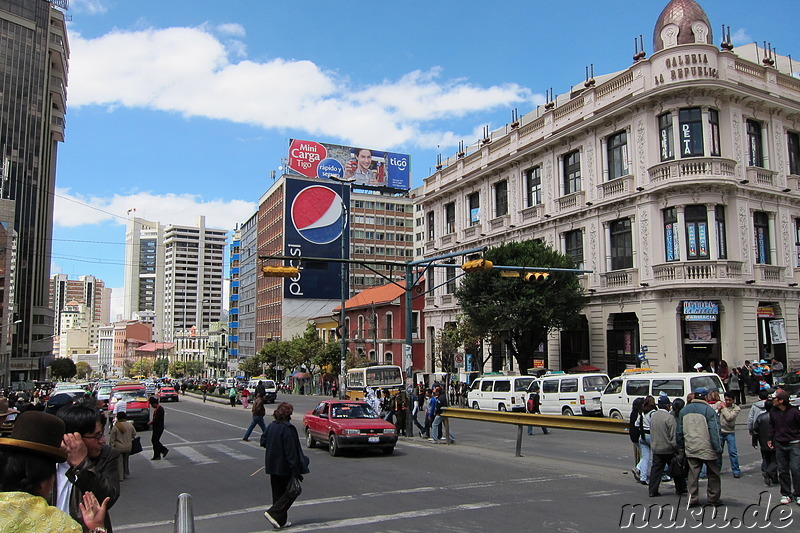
left=693, top=363, right=703, bottom=370
left=693, top=387, right=709, bottom=397
left=0, top=397, right=19, bottom=418
left=657, top=395, right=672, bottom=406
left=45, top=393, right=76, bottom=415
left=759, top=359, right=768, bottom=364
left=0, top=411, right=68, bottom=462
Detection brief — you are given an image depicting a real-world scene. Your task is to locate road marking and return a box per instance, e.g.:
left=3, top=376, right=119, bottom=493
left=207, top=442, right=252, bottom=460
left=164, top=429, right=190, bottom=443
left=585, top=490, right=623, bottom=497
left=166, top=407, right=246, bottom=430
left=173, top=445, right=216, bottom=465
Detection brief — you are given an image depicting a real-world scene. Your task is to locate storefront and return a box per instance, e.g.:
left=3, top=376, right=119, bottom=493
left=680, top=300, right=720, bottom=370
left=757, top=304, right=787, bottom=366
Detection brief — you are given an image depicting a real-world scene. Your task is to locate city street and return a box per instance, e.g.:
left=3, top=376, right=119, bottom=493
left=111, top=394, right=796, bottom=532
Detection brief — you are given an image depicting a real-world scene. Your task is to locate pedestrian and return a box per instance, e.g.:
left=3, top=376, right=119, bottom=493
left=752, top=391, right=778, bottom=487
left=260, top=402, right=310, bottom=529
left=717, top=360, right=730, bottom=385
left=767, top=389, right=800, bottom=505
left=429, top=388, right=455, bottom=444
left=148, top=397, right=169, bottom=461
left=330, top=381, right=338, bottom=398
left=55, top=399, right=120, bottom=532
left=256, top=380, right=267, bottom=398
left=202, top=383, right=208, bottom=403
left=648, top=395, right=687, bottom=497
left=243, top=392, right=267, bottom=442
left=241, top=387, right=250, bottom=409
left=635, top=396, right=656, bottom=487
left=110, top=393, right=126, bottom=429
left=228, top=385, right=238, bottom=408
left=526, top=385, right=549, bottom=436
left=728, top=368, right=744, bottom=406
left=629, top=396, right=645, bottom=482
left=180, top=382, right=187, bottom=395
left=771, top=357, right=785, bottom=383
left=677, top=387, right=723, bottom=507
left=411, top=389, right=427, bottom=437
left=108, top=411, right=136, bottom=482
left=392, top=390, right=408, bottom=436
left=0, top=411, right=111, bottom=533
left=719, top=392, right=742, bottom=478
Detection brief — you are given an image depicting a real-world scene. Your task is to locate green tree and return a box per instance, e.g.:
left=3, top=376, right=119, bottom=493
left=239, top=355, right=264, bottom=377
left=345, top=351, right=372, bottom=370
left=435, top=323, right=461, bottom=374
left=184, top=360, right=205, bottom=377
left=454, top=239, right=585, bottom=374
left=75, top=361, right=93, bottom=380
left=169, top=360, right=186, bottom=378
left=131, top=359, right=153, bottom=378
left=49, top=358, right=77, bottom=381
left=154, top=357, right=170, bottom=377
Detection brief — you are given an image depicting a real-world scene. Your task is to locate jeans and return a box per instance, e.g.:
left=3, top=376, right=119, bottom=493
left=636, top=435, right=651, bottom=482
left=761, top=448, right=778, bottom=483
left=774, top=441, right=800, bottom=497
left=719, top=432, right=740, bottom=475
left=243, top=415, right=267, bottom=440
left=431, top=415, right=454, bottom=442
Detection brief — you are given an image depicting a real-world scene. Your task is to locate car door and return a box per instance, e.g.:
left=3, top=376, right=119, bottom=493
left=307, top=402, right=328, bottom=440
left=540, top=379, right=560, bottom=414
left=479, top=379, right=494, bottom=409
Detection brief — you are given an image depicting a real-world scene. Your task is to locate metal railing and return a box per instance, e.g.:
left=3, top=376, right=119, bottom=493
left=441, top=407, right=628, bottom=457
left=174, top=493, right=195, bottom=533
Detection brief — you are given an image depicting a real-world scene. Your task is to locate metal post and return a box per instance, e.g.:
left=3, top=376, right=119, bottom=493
left=339, top=198, right=348, bottom=399
left=405, top=264, right=414, bottom=436
left=515, top=425, right=523, bottom=457
left=173, top=493, right=195, bottom=533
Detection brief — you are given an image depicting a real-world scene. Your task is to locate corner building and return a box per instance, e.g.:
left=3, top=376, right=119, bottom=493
left=420, top=0, right=800, bottom=375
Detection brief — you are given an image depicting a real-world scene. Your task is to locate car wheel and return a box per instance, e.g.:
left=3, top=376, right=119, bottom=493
left=609, top=410, right=623, bottom=420
left=383, top=446, right=395, bottom=455
left=305, top=427, right=315, bottom=449
left=562, top=407, right=574, bottom=416
left=329, top=434, right=341, bottom=457
left=498, top=404, right=507, bottom=412
left=472, top=402, right=480, bottom=410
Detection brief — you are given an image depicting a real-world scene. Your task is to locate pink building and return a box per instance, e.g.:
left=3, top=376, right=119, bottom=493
left=112, top=320, right=153, bottom=370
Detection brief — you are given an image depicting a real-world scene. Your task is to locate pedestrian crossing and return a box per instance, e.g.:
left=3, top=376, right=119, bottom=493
left=137, top=438, right=260, bottom=469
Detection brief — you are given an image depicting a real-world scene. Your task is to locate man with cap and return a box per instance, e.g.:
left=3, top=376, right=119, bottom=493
left=719, top=391, right=742, bottom=478
left=677, top=387, right=723, bottom=506
left=0, top=396, right=19, bottom=437
left=692, top=362, right=704, bottom=372
left=0, top=410, right=110, bottom=532
left=648, top=394, right=687, bottom=497
left=767, top=389, right=800, bottom=505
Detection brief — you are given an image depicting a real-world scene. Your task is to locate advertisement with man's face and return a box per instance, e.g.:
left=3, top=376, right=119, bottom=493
left=287, top=139, right=410, bottom=191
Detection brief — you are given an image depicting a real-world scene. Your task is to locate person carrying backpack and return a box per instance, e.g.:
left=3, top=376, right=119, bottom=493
left=629, top=397, right=645, bottom=482
left=526, top=384, right=549, bottom=436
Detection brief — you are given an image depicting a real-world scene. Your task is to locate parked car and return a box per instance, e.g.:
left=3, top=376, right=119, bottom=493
left=467, top=375, right=535, bottom=412
left=303, top=400, right=397, bottom=456
left=530, top=372, right=610, bottom=416
left=157, top=386, right=179, bottom=402
left=109, top=384, right=151, bottom=430
left=96, top=384, right=113, bottom=411
left=775, top=371, right=800, bottom=407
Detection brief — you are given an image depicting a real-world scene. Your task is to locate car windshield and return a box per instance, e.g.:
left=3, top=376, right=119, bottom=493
left=583, top=375, right=610, bottom=392
left=117, top=391, right=147, bottom=402
left=514, top=377, right=534, bottom=391
left=161, top=388, right=175, bottom=393
left=97, top=387, right=112, bottom=395
left=331, top=404, right=379, bottom=419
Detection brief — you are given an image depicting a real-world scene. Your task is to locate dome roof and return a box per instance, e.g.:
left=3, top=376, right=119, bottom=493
left=653, top=0, right=713, bottom=52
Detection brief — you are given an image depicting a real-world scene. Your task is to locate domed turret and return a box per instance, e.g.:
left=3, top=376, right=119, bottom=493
left=653, top=0, right=713, bottom=52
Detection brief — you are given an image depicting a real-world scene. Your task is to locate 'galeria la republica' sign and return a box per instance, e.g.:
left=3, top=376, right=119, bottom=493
left=654, top=53, right=718, bottom=86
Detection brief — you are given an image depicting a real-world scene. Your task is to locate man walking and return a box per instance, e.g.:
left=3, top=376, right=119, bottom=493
left=719, top=391, right=742, bottom=478
left=768, top=389, right=800, bottom=505
left=677, top=387, right=723, bottom=506
left=243, top=392, right=267, bottom=442
left=526, top=385, right=549, bottom=436
left=648, top=395, right=687, bottom=497
left=148, top=397, right=169, bottom=460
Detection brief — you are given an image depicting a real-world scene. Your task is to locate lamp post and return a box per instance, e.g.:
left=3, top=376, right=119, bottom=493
left=1, top=319, right=22, bottom=386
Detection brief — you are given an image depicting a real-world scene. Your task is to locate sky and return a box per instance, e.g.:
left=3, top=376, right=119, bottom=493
left=51, top=0, right=800, bottom=319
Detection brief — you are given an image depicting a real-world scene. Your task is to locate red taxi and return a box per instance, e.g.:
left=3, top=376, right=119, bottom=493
left=303, top=400, right=397, bottom=456
left=157, top=386, right=179, bottom=402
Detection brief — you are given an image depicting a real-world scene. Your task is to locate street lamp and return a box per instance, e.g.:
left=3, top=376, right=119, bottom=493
left=1, top=320, right=22, bottom=386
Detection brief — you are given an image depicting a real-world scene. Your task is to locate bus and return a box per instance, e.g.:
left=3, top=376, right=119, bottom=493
left=346, top=365, right=404, bottom=400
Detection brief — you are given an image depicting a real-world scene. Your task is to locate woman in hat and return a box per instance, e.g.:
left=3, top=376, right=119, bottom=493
left=0, top=411, right=110, bottom=532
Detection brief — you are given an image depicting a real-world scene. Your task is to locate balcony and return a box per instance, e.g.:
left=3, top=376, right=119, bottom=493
left=647, top=157, right=737, bottom=185
left=556, top=190, right=585, bottom=214
left=489, top=214, right=510, bottom=231
left=745, top=167, right=778, bottom=188
left=652, top=260, right=744, bottom=282
left=600, top=268, right=639, bottom=289
left=462, top=224, right=481, bottom=239
left=598, top=174, right=634, bottom=201
left=521, top=204, right=544, bottom=222
left=752, top=264, right=784, bottom=283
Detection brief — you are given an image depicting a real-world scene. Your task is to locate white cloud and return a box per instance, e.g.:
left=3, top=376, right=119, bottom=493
left=54, top=187, right=257, bottom=230
left=69, top=0, right=110, bottom=15
left=731, top=28, right=752, bottom=46
left=67, top=26, right=535, bottom=151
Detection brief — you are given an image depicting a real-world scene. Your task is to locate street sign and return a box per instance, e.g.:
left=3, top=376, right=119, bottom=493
left=500, top=271, right=520, bottom=277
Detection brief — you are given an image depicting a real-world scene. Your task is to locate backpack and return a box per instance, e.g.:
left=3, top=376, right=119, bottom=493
left=526, top=398, right=535, bottom=413
left=629, top=397, right=644, bottom=443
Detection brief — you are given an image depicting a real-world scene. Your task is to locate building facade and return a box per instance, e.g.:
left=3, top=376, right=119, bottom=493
left=123, top=217, right=165, bottom=337
left=50, top=274, right=110, bottom=333
left=419, top=0, right=800, bottom=376
left=0, top=0, right=69, bottom=381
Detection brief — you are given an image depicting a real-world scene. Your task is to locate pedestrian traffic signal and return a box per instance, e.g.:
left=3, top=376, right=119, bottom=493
left=524, top=272, right=550, bottom=282
left=262, top=266, right=299, bottom=277
left=461, top=259, right=494, bottom=273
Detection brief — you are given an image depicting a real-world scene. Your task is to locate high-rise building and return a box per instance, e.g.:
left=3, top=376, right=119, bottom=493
left=50, top=274, right=110, bottom=333
left=0, top=0, right=69, bottom=382
left=123, top=217, right=165, bottom=336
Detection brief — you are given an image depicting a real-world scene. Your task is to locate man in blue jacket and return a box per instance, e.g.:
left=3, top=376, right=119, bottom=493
left=677, top=387, right=723, bottom=506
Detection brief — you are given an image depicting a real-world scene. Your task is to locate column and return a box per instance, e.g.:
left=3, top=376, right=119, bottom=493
left=706, top=204, right=718, bottom=260
left=670, top=109, right=680, bottom=160
left=701, top=107, right=711, bottom=158
left=630, top=215, right=638, bottom=269
left=557, top=154, right=565, bottom=196
left=600, top=136, right=609, bottom=182
left=676, top=205, right=687, bottom=261
left=604, top=222, right=612, bottom=271
left=768, top=212, right=777, bottom=265
left=761, top=122, right=770, bottom=170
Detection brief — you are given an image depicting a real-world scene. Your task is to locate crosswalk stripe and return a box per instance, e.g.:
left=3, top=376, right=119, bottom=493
left=207, top=443, right=252, bottom=460
left=173, top=445, right=216, bottom=465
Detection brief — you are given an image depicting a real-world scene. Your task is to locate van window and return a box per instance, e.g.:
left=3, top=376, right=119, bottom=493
left=470, top=380, right=482, bottom=391
left=605, top=379, right=623, bottom=394
left=690, top=375, right=725, bottom=394
left=494, top=380, right=511, bottom=392
left=626, top=380, right=649, bottom=397
left=481, top=380, right=494, bottom=392
left=583, top=375, right=610, bottom=392
left=652, top=379, right=684, bottom=397
left=560, top=379, right=578, bottom=393
left=514, top=377, right=534, bottom=391
left=542, top=380, right=559, bottom=393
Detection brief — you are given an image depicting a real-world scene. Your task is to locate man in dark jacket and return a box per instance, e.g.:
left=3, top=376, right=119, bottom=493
left=648, top=395, right=687, bottom=497
left=56, top=399, right=120, bottom=532
left=243, top=392, right=267, bottom=441
left=677, top=387, right=722, bottom=506
left=752, top=392, right=778, bottom=486
left=148, top=397, right=169, bottom=460
left=768, top=389, right=800, bottom=505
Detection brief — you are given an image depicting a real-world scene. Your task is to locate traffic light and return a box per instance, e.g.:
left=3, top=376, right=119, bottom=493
left=524, top=272, right=550, bottom=282
left=261, top=265, right=299, bottom=277
left=461, top=259, right=493, bottom=273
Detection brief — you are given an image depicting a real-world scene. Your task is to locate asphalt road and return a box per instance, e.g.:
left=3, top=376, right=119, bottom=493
left=110, top=393, right=797, bottom=532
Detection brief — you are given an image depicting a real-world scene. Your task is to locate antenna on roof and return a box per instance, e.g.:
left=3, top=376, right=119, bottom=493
left=720, top=25, right=733, bottom=51
left=510, top=108, right=519, bottom=129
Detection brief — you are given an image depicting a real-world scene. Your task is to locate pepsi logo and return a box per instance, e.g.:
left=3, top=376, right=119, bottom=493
left=291, top=185, right=344, bottom=245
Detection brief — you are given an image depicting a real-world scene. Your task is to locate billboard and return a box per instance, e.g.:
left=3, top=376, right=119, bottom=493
left=287, top=139, right=410, bottom=191
left=283, top=178, right=350, bottom=300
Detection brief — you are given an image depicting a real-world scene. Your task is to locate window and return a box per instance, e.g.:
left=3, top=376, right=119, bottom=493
left=468, top=192, right=480, bottom=226
left=542, top=380, right=558, bottom=393
left=789, top=132, right=800, bottom=176
left=563, top=150, right=581, bottom=195
left=679, top=108, right=703, bottom=157
left=664, top=207, right=680, bottom=261
left=564, top=230, right=584, bottom=270
left=494, top=380, right=511, bottom=392
left=494, top=180, right=508, bottom=217
left=481, top=380, right=493, bottom=392
left=444, top=202, right=455, bottom=234
left=525, top=166, right=542, bottom=207
left=445, top=262, right=456, bottom=294
left=747, top=119, right=764, bottom=167
left=560, top=379, right=578, bottom=393
left=754, top=211, right=771, bottom=264
left=708, top=109, right=721, bottom=156
left=652, top=379, right=684, bottom=398
left=607, top=131, right=629, bottom=180
left=626, top=380, right=649, bottom=397
left=610, top=218, right=633, bottom=270
left=658, top=112, right=674, bottom=161
left=685, top=205, right=709, bottom=260
left=426, top=211, right=435, bottom=241
left=715, top=206, right=727, bottom=259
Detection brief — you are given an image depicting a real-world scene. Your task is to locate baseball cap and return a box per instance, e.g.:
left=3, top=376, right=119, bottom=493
left=657, top=395, right=671, bottom=406
left=693, top=387, right=709, bottom=397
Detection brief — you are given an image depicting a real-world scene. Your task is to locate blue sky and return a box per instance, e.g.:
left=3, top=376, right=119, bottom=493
left=52, top=0, right=800, bottom=317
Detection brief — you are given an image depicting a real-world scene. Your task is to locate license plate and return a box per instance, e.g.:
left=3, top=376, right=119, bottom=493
left=368, top=436, right=379, bottom=443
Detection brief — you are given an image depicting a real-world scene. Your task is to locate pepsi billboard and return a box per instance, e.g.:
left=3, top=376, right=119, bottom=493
left=284, top=178, right=350, bottom=300
left=287, top=139, right=411, bottom=191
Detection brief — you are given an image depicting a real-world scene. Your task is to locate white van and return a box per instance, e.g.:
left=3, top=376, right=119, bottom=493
left=531, top=372, right=610, bottom=416
left=246, top=377, right=278, bottom=403
left=467, top=374, right=535, bottom=412
left=600, top=370, right=725, bottom=419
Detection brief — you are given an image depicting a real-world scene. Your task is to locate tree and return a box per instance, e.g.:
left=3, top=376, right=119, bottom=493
left=239, top=355, right=264, bottom=377
left=455, top=239, right=585, bottom=374
left=184, top=360, right=205, bottom=377
left=169, top=360, right=186, bottom=378
left=131, top=359, right=153, bottom=378
left=435, top=323, right=461, bottom=374
left=49, top=358, right=77, bottom=381
left=154, top=357, right=170, bottom=377
left=75, top=361, right=93, bottom=380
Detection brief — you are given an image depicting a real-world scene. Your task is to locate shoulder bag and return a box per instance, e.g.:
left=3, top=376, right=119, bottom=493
left=130, top=435, right=143, bottom=455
